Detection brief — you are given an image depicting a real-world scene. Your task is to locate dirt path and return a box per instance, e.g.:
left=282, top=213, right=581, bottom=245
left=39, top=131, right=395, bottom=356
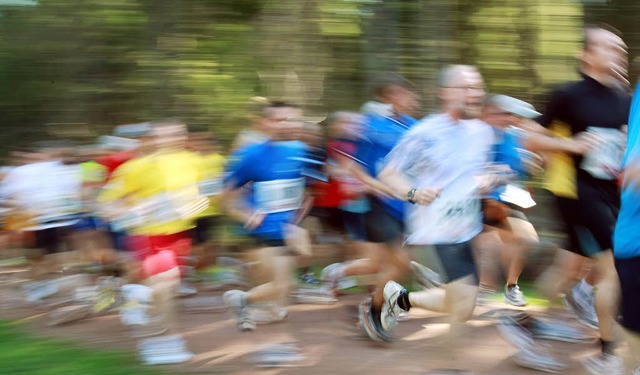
left=0, top=275, right=604, bottom=375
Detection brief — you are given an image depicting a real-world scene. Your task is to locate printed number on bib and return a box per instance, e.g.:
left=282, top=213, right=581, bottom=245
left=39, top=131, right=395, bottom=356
left=254, top=178, right=304, bottom=214
left=581, top=127, right=626, bottom=180
left=198, top=178, right=222, bottom=197
left=436, top=199, right=480, bottom=241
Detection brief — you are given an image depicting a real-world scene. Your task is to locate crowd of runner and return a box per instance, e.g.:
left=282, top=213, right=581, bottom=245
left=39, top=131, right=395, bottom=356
left=0, top=25, right=638, bottom=374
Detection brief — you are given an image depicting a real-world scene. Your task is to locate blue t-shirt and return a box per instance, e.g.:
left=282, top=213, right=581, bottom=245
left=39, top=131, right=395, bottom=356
left=487, top=127, right=527, bottom=202
left=355, top=113, right=417, bottom=219
left=614, top=84, right=640, bottom=259
left=224, top=140, right=307, bottom=240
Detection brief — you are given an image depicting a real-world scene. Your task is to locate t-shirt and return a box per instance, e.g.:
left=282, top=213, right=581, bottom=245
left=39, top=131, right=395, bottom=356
left=539, top=75, right=631, bottom=184
left=196, top=153, right=226, bottom=217
left=1, top=161, right=82, bottom=228
left=385, top=114, right=494, bottom=245
left=613, top=83, right=640, bottom=259
left=98, top=150, right=206, bottom=236
left=543, top=121, right=578, bottom=199
left=97, top=150, right=136, bottom=180
left=224, top=140, right=307, bottom=240
left=355, top=113, right=417, bottom=219
left=487, top=127, right=527, bottom=202
left=312, top=139, right=363, bottom=209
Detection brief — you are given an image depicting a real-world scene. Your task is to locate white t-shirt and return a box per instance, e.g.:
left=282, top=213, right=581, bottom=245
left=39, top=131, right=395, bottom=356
left=1, top=161, right=82, bottom=225
left=385, top=113, right=494, bottom=245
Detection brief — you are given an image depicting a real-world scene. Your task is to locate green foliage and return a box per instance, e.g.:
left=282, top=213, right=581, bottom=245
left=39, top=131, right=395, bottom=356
left=0, top=321, right=172, bottom=375
left=0, top=0, right=637, bottom=156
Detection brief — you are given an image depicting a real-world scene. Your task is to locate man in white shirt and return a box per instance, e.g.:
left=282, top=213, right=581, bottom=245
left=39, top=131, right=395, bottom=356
left=359, top=65, right=497, bottom=371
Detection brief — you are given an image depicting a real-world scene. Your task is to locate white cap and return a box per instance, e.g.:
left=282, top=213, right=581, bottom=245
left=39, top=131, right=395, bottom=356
left=489, top=95, right=541, bottom=119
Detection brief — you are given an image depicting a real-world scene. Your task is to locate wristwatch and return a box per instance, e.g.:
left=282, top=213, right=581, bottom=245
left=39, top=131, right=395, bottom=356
left=407, top=188, right=417, bottom=204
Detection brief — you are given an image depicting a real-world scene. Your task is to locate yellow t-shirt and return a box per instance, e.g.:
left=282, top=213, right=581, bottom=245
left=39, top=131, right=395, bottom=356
left=98, top=150, right=206, bottom=235
left=197, top=152, right=226, bottom=217
left=543, top=122, right=577, bottom=199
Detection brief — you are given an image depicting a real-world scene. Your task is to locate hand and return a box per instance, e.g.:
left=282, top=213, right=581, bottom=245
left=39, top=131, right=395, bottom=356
left=244, top=210, right=266, bottom=230
left=568, top=132, right=602, bottom=155
left=412, top=187, right=440, bottom=205
left=517, top=148, right=544, bottom=176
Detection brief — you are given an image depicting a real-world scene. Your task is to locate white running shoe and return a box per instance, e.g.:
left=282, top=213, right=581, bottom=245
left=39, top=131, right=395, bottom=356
left=583, top=353, right=623, bottom=375
left=504, top=284, right=528, bottom=307
left=380, top=281, right=407, bottom=333
left=249, top=302, right=289, bottom=325
left=223, top=290, right=255, bottom=332
left=410, top=261, right=443, bottom=288
left=512, top=346, right=567, bottom=373
left=320, top=263, right=344, bottom=292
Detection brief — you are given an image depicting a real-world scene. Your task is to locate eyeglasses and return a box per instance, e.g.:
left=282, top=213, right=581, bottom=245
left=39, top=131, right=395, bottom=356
left=444, top=86, right=485, bottom=91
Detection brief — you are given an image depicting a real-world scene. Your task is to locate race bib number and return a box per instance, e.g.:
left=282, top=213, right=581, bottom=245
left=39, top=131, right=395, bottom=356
left=142, top=194, right=177, bottom=224
left=198, top=178, right=223, bottom=197
left=581, top=127, right=626, bottom=180
left=254, top=178, right=305, bottom=214
left=433, top=198, right=481, bottom=241
left=111, top=209, right=145, bottom=232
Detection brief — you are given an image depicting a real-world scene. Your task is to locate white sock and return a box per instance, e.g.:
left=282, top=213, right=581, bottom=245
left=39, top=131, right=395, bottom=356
left=577, top=278, right=593, bottom=297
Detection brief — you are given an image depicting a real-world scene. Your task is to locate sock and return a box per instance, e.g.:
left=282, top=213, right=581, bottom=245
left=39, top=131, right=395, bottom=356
left=507, top=283, right=517, bottom=290
left=397, top=290, right=411, bottom=311
left=601, top=339, right=616, bottom=355
left=577, top=278, right=593, bottom=297
left=371, top=304, right=382, bottom=327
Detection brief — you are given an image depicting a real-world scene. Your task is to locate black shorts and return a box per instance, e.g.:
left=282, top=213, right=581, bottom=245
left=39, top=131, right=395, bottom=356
left=481, top=200, right=529, bottom=227
left=412, top=241, right=479, bottom=284
left=552, top=195, right=602, bottom=258
left=615, top=256, right=640, bottom=333
left=309, top=206, right=344, bottom=233
left=364, top=197, right=404, bottom=244
left=250, top=235, right=286, bottom=248
left=341, top=210, right=367, bottom=242
left=576, top=177, right=619, bottom=252
left=192, top=216, right=219, bottom=245
left=32, top=227, right=69, bottom=254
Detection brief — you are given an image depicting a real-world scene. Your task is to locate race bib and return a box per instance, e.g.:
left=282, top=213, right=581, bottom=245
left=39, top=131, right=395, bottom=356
left=141, top=194, right=177, bottom=224
left=432, top=198, right=481, bottom=242
left=198, top=178, right=223, bottom=197
left=111, top=209, right=145, bottom=232
left=581, top=127, right=626, bottom=180
left=254, top=178, right=305, bottom=214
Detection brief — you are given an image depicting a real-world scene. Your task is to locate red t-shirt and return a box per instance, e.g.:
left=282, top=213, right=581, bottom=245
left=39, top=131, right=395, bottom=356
left=97, top=150, right=136, bottom=180
left=312, top=140, right=359, bottom=208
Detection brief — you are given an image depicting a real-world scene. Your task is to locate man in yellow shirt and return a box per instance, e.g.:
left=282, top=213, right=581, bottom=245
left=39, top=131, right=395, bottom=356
left=98, top=119, right=207, bottom=337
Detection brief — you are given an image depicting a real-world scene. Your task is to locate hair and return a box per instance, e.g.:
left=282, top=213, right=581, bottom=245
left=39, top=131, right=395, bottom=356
left=371, top=73, right=416, bottom=99
left=583, top=23, right=623, bottom=51
left=323, top=111, right=353, bottom=127
left=436, top=64, right=479, bottom=88
left=247, top=97, right=299, bottom=119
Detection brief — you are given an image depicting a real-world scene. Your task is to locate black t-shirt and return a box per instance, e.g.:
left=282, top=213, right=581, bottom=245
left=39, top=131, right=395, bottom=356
left=539, top=74, right=631, bottom=182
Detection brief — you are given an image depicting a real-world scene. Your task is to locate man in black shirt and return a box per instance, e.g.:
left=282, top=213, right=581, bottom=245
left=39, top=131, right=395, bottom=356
left=538, top=26, right=631, bottom=374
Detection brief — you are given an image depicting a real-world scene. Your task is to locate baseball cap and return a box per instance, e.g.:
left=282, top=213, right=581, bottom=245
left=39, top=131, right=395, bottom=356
left=489, top=95, right=541, bottom=119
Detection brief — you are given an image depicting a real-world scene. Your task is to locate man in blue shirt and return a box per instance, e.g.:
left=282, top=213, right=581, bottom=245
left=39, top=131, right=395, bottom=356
left=221, top=101, right=308, bottom=342
left=613, top=82, right=640, bottom=374
left=343, top=74, right=421, bottom=339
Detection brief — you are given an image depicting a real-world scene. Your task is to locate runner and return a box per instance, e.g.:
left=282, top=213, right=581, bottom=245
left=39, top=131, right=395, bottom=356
left=612, top=82, right=640, bottom=375
left=536, top=25, right=631, bottom=373
left=360, top=66, right=497, bottom=374
left=476, top=95, right=543, bottom=307
left=221, top=101, right=309, bottom=338
left=324, top=74, right=421, bottom=325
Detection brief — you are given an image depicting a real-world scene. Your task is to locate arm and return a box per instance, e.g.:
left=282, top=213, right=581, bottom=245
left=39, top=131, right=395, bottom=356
left=377, top=160, right=439, bottom=205
left=340, top=155, right=398, bottom=198
left=522, top=131, right=594, bottom=154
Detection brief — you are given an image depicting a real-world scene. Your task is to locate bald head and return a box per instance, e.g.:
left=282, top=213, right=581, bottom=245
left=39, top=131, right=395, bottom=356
left=437, top=65, right=485, bottom=120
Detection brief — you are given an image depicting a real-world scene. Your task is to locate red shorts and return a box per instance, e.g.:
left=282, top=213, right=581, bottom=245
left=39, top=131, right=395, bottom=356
left=125, top=231, right=192, bottom=261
